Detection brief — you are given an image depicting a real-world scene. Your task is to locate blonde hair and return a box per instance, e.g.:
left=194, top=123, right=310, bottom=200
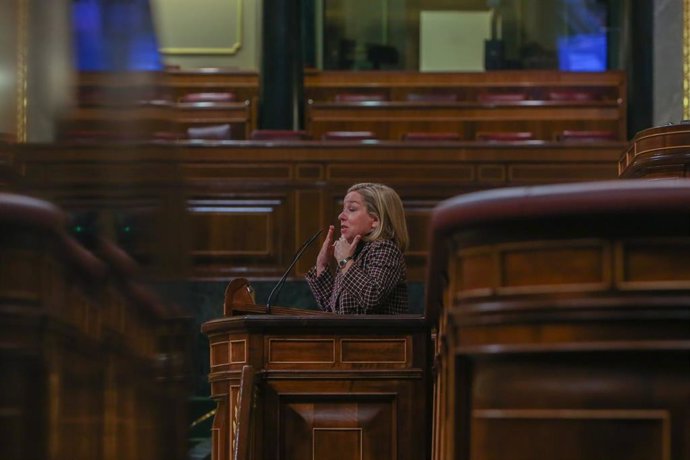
left=347, top=183, right=409, bottom=251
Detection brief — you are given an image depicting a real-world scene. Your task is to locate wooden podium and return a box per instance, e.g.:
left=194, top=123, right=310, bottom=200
left=202, top=278, right=432, bottom=460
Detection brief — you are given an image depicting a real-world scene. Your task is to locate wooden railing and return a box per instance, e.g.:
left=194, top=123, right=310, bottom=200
left=0, top=191, right=191, bottom=460
left=618, top=122, right=690, bottom=177
left=426, top=179, right=690, bottom=459
left=305, top=70, right=627, bottom=141
left=6, top=139, right=624, bottom=281
left=61, top=70, right=260, bottom=142
left=65, top=70, right=626, bottom=143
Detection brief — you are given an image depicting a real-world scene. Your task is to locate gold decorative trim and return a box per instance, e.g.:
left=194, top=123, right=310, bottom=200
left=190, top=408, right=217, bottom=428
left=15, top=0, right=28, bottom=142
left=160, top=0, right=243, bottom=55
left=685, top=0, right=690, bottom=119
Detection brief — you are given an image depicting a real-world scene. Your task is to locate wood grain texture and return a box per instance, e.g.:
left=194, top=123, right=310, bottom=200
left=427, top=180, right=690, bottom=460
left=7, top=141, right=622, bottom=281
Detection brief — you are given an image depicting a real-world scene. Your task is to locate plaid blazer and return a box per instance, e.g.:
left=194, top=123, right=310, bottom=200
left=305, top=238, right=408, bottom=314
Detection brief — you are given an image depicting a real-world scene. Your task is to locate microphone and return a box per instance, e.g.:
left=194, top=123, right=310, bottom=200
left=265, top=227, right=324, bottom=313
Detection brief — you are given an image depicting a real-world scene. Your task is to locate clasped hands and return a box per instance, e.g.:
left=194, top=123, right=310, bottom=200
left=315, top=225, right=361, bottom=275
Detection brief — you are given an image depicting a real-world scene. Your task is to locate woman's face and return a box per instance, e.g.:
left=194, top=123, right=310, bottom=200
left=338, top=191, right=378, bottom=243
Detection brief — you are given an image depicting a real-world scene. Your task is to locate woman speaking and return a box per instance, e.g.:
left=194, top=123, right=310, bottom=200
left=305, top=183, right=409, bottom=314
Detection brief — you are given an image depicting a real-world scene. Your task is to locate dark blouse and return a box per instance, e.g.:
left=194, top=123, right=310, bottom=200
left=305, top=239, right=408, bottom=314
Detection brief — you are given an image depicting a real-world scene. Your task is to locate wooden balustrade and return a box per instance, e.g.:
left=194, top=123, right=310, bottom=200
left=63, top=70, right=259, bottom=142
left=66, top=70, right=625, bottom=143
left=618, top=122, right=690, bottom=177
left=0, top=192, right=190, bottom=460
left=426, top=179, right=690, bottom=460
left=7, top=140, right=623, bottom=281
left=305, top=70, right=626, bottom=141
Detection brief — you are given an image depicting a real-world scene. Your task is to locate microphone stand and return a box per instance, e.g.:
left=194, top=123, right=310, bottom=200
left=265, top=228, right=324, bottom=314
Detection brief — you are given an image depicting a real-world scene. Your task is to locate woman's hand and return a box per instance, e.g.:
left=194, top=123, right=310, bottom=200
left=316, top=225, right=335, bottom=276
left=334, top=234, right=361, bottom=269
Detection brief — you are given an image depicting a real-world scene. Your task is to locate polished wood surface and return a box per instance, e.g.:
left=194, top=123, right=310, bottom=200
left=618, top=122, right=690, bottom=177
left=64, top=70, right=259, bottom=141
left=0, top=192, right=190, bottom=460
left=203, top=280, right=430, bottom=460
left=307, top=100, right=624, bottom=141
left=7, top=140, right=624, bottom=281
left=304, top=70, right=626, bottom=102
left=305, top=71, right=626, bottom=141
left=426, top=179, right=690, bottom=460
left=68, top=70, right=625, bottom=142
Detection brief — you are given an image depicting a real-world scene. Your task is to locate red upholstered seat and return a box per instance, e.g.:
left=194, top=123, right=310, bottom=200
left=476, top=131, right=535, bottom=142
left=334, top=93, right=387, bottom=102
left=187, top=124, right=232, bottom=140
left=478, top=93, right=527, bottom=103
left=548, top=90, right=597, bottom=101
left=152, top=131, right=182, bottom=141
left=406, top=93, right=458, bottom=102
left=250, top=130, right=310, bottom=141
left=402, top=132, right=461, bottom=141
left=557, top=130, right=618, bottom=142
left=322, top=131, right=377, bottom=141
left=179, top=92, right=237, bottom=103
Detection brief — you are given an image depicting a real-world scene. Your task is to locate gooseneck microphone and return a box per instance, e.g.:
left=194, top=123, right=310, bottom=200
left=265, top=227, right=324, bottom=313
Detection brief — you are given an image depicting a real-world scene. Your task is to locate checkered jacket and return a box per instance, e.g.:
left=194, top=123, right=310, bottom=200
left=305, top=238, right=408, bottom=314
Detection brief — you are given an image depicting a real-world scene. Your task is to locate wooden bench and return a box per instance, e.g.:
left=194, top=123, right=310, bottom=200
left=305, top=70, right=627, bottom=141
left=62, top=70, right=259, bottom=141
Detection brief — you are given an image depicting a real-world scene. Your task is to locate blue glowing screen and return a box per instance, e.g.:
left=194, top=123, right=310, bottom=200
left=73, top=0, right=162, bottom=71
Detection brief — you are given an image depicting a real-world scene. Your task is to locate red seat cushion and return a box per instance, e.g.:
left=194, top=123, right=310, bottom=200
left=406, top=93, right=458, bottom=102
left=334, top=93, right=386, bottom=102
left=478, top=93, right=527, bottom=103
left=558, top=130, right=617, bottom=141
left=476, top=131, right=535, bottom=142
left=402, top=132, right=461, bottom=141
left=548, top=90, right=597, bottom=101
left=179, top=92, right=237, bottom=103
left=187, top=124, right=232, bottom=140
left=322, top=131, right=377, bottom=141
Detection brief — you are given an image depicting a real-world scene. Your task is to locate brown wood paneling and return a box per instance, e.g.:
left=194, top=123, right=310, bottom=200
left=427, top=180, right=690, bottom=460
left=472, top=409, right=668, bottom=460
left=618, top=239, right=690, bottom=287
left=203, top=313, right=429, bottom=460
left=619, top=123, right=690, bottom=177
left=0, top=192, right=190, bottom=460
left=283, top=398, right=394, bottom=460
left=9, top=141, right=622, bottom=281
left=340, top=338, right=407, bottom=364
left=305, top=71, right=626, bottom=142
left=295, top=189, right=324, bottom=275
left=268, top=338, right=336, bottom=363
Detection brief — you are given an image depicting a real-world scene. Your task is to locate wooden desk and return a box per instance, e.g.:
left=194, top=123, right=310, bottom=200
left=304, top=70, right=626, bottom=103
left=305, top=70, right=626, bottom=142
left=202, top=279, right=431, bottom=460
left=426, top=179, right=690, bottom=460
left=307, top=100, right=624, bottom=141
left=163, top=68, right=259, bottom=105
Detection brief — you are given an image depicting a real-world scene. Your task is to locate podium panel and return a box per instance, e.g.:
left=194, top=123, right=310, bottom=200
left=202, top=287, right=430, bottom=460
